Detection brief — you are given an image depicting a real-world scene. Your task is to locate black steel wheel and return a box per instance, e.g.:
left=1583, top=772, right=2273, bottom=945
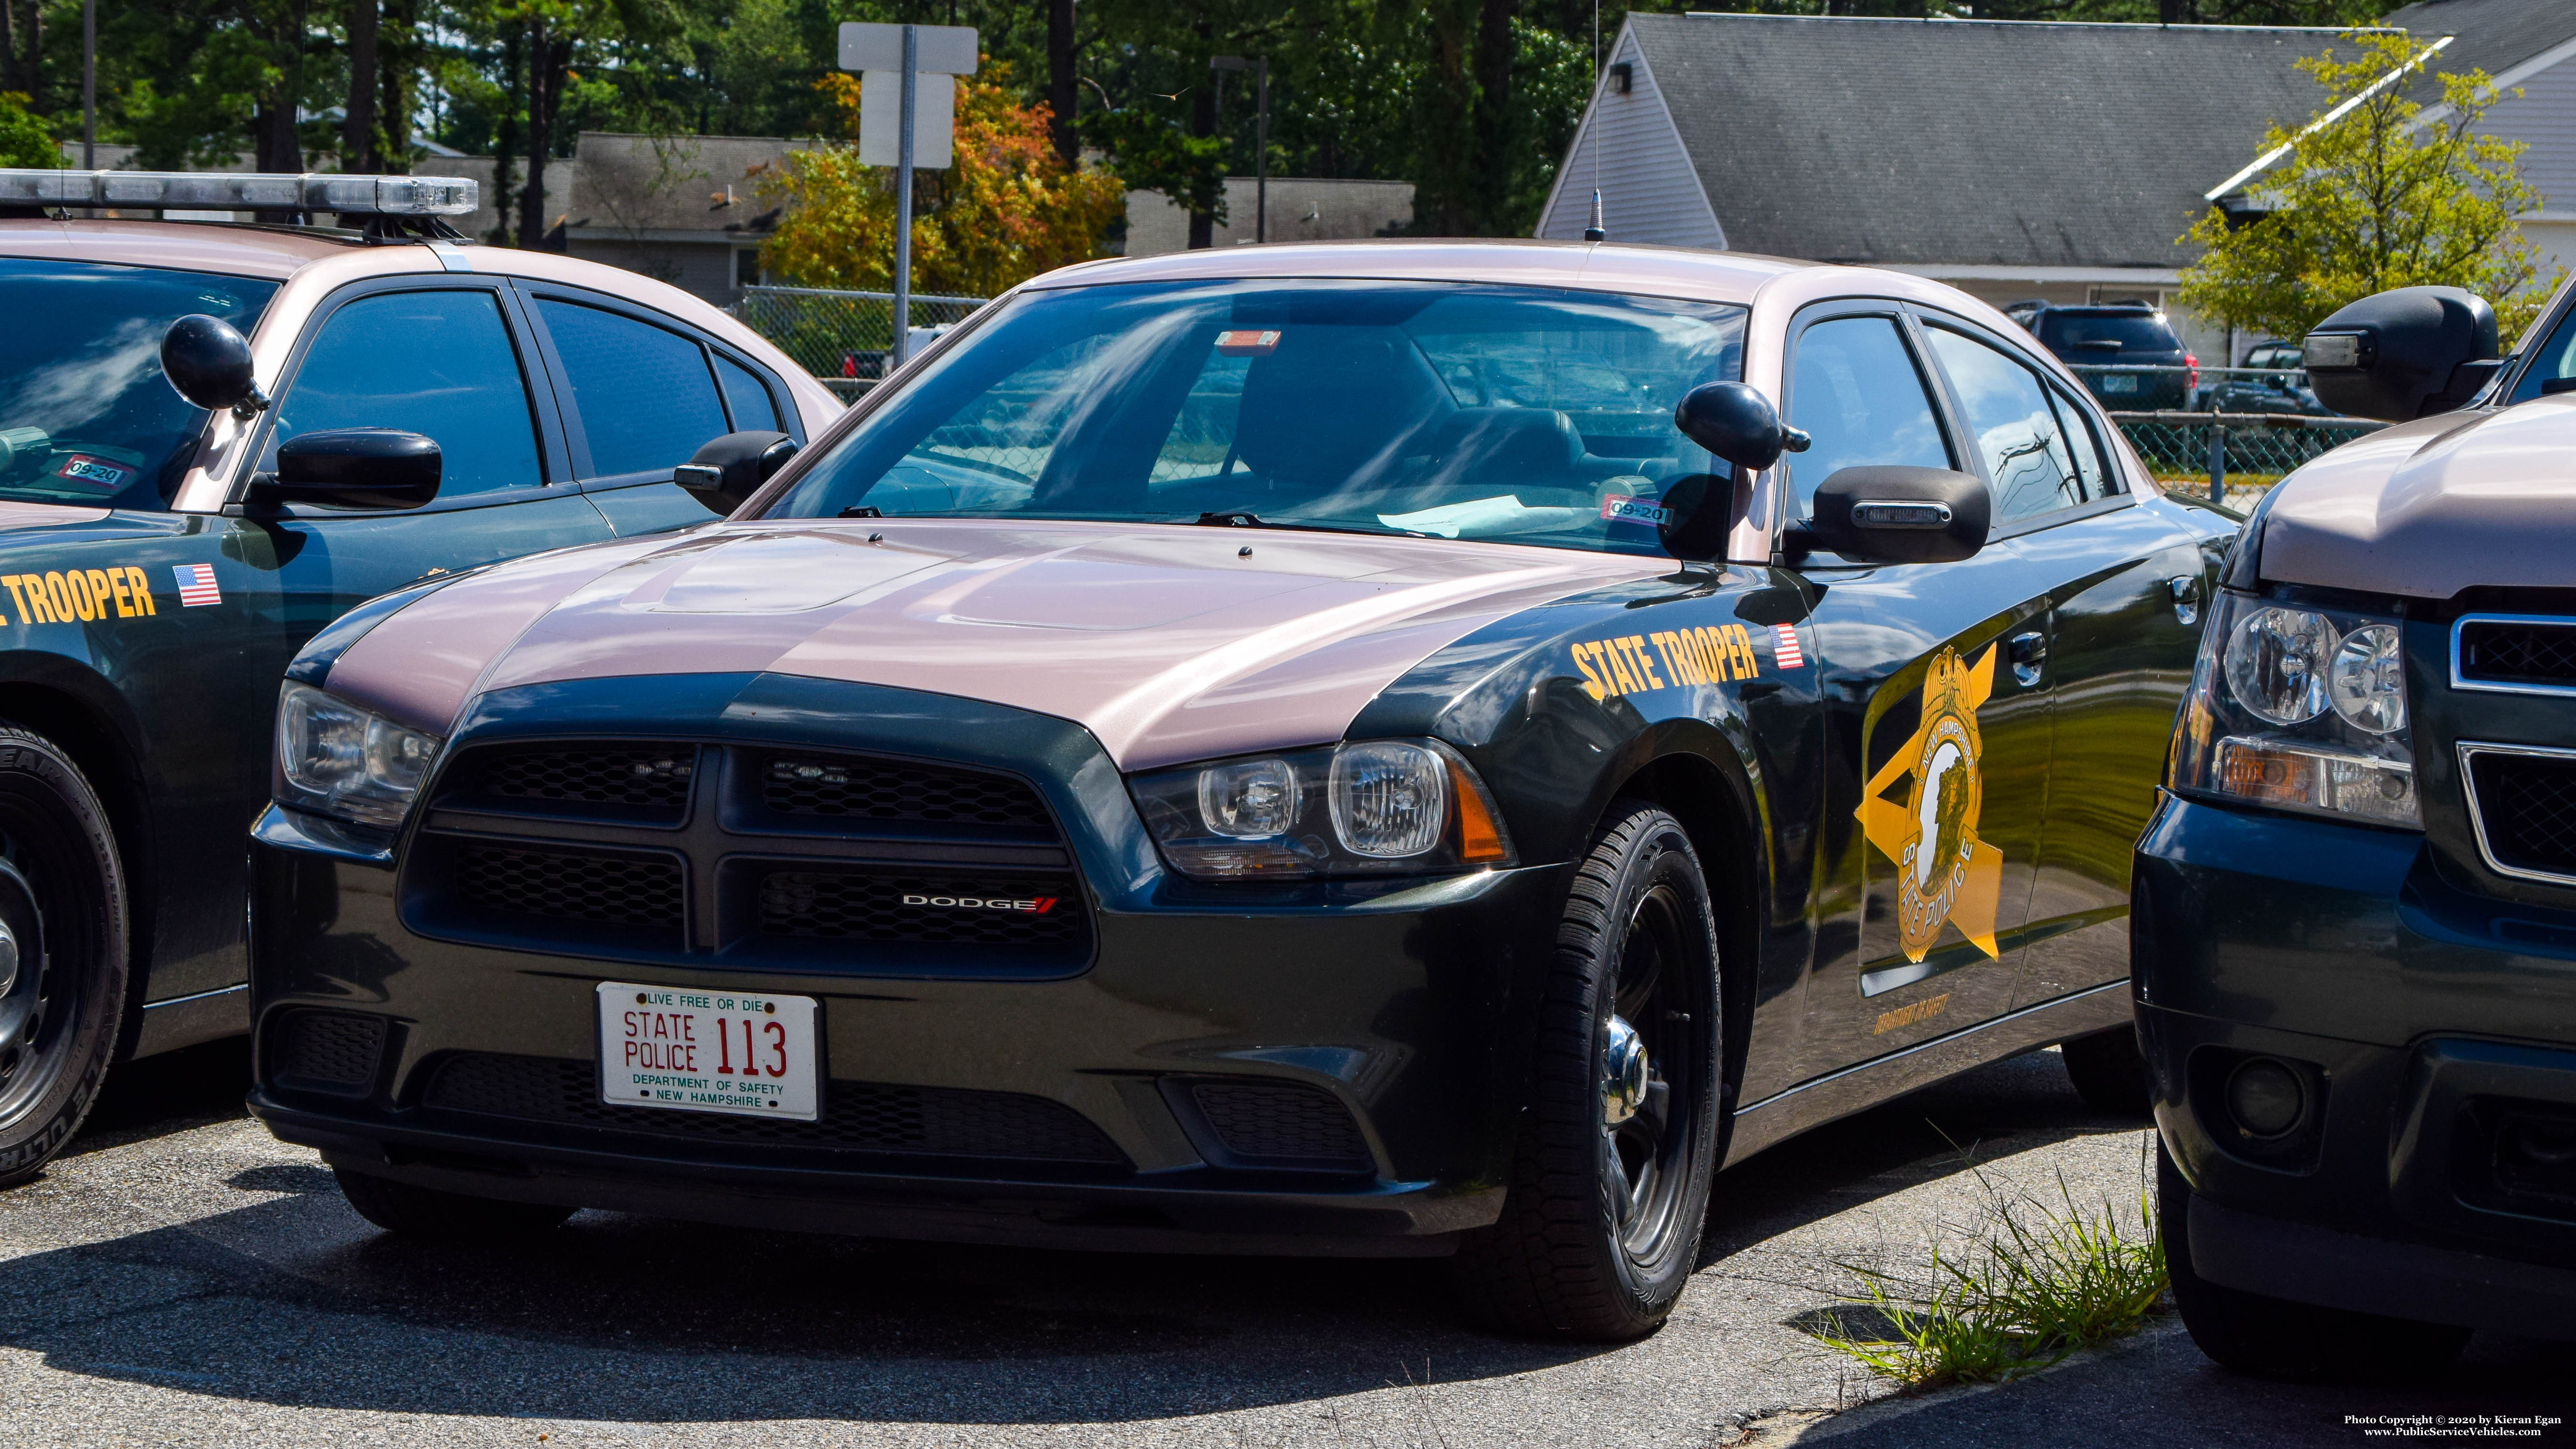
left=1451, top=801, right=1722, bottom=1340
left=0, top=727, right=129, bottom=1189
left=2060, top=1025, right=2152, bottom=1117
left=2160, top=1139, right=2470, bottom=1380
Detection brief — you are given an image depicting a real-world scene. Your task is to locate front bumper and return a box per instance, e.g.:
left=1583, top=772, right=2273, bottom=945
left=2134, top=792, right=2576, bottom=1328
left=248, top=675, right=1562, bottom=1255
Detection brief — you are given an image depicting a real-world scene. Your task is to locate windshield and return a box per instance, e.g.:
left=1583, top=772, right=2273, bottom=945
left=2038, top=312, right=2181, bottom=355
left=0, top=259, right=278, bottom=508
left=766, top=280, right=1747, bottom=555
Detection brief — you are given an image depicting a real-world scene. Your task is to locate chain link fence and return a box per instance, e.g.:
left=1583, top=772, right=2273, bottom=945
left=731, top=285, right=989, bottom=399
left=2110, top=412, right=2384, bottom=509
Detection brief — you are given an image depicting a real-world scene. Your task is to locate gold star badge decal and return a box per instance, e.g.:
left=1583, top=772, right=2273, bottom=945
left=1857, top=644, right=2005, bottom=963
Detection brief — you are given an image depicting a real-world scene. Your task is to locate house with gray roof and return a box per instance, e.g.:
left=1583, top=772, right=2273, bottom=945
left=1539, top=7, right=2576, bottom=360
left=1534, top=14, right=2359, bottom=361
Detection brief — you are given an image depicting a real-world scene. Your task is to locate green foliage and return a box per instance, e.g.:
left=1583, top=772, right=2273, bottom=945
left=2178, top=31, right=2566, bottom=342
left=0, top=93, right=54, bottom=167
left=1808, top=1165, right=2168, bottom=1389
left=1081, top=97, right=1229, bottom=225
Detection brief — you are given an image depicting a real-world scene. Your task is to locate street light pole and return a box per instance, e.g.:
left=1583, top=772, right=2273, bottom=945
left=1210, top=54, right=1269, bottom=244
left=892, top=23, right=916, bottom=369
left=82, top=0, right=95, bottom=168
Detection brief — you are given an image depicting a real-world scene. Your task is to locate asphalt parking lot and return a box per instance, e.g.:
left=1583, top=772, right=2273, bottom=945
left=5, top=1044, right=2570, bottom=1449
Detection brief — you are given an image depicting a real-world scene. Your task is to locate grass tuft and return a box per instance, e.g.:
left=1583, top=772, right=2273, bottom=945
left=1806, top=1161, right=2168, bottom=1389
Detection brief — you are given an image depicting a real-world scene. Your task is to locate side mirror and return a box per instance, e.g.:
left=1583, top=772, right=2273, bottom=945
left=674, top=430, right=797, bottom=516
left=272, top=429, right=441, bottom=510
left=2303, top=286, right=2500, bottom=422
left=1674, top=382, right=1811, bottom=471
left=161, top=314, right=267, bottom=416
left=1807, top=466, right=1988, bottom=565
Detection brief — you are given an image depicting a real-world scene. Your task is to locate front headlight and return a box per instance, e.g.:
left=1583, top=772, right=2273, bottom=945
left=2171, top=591, right=2417, bottom=828
left=1131, top=738, right=1515, bottom=880
left=274, top=683, right=442, bottom=830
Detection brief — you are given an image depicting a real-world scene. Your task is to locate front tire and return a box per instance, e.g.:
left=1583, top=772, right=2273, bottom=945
left=334, top=1167, right=578, bottom=1240
left=2160, top=1140, right=2469, bottom=1380
left=0, top=728, right=129, bottom=1190
left=1451, top=802, right=1723, bottom=1340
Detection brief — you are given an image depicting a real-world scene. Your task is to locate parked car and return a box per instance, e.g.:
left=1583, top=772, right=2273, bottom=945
left=2005, top=300, right=2198, bottom=411
left=0, top=168, right=839, bottom=1190
left=2201, top=339, right=2332, bottom=415
left=247, top=241, right=2231, bottom=1340
left=2139, top=281, right=2576, bottom=1378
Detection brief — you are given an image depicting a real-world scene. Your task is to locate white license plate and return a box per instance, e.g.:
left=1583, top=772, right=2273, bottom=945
left=2100, top=373, right=2139, bottom=394
left=596, top=983, right=820, bottom=1120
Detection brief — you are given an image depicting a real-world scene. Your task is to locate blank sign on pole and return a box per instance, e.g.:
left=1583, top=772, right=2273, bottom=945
left=838, top=21, right=977, bottom=76
left=859, top=72, right=954, bottom=167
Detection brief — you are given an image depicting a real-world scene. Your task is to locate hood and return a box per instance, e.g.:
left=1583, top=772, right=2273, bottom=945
left=0, top=500, right=112, bottom=528
left=322, top=519, right=1669, bottom=771
left=2258, top=396, right=2576, bottom=599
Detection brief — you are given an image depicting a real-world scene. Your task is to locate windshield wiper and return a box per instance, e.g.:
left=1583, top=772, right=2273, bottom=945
left=1185, top=510, right=1432, bottom=538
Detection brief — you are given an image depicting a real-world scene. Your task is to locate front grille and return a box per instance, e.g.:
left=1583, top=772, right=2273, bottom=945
left=422, top=1053, right=1126, bottom=1164
left=269, top=1010, right=387, bottom=1093
left=761, top=754, right=1054, bottom=833
left=759, top=870, right=1085, bottom=947
left=1188, top=1080, right=1370, bottom=1167
left=2459, top=619, right=2576, bottom=689
left=458, top=846, right=683, bottom=926
left=462, top=744, right=697, bottom=820
left=2467, top=749, right=2576, bottom=882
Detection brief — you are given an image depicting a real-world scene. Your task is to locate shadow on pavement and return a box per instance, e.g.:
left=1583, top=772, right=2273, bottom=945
left=63, top=1036, right=253, bottom=1157
left=8, top=1044, right=2151, bottom=1427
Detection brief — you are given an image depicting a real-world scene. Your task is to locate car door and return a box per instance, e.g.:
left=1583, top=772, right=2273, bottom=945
left=1784, top=304, right=2057, bottom=1086
left=156, top=279, right=615, bottom=1000
left=1915, top=326, right=2206, bottom=1010
left=515, top=284, right=806, bottom=537
left=236, top=278, right=615, bottom=635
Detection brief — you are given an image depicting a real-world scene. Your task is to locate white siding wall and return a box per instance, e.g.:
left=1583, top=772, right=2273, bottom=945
left=2483, top=48, right=2576, bottom=216
left=1533, top=26, right=1726, bottom=248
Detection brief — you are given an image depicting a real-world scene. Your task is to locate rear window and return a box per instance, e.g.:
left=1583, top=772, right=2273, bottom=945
left=0, top=259, right=278, bottom=508
left=2038, top=312, right=2182, bottom=354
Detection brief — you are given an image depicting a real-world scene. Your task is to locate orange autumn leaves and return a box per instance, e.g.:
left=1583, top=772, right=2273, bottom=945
left=757, top=68, right=1124, bottom=298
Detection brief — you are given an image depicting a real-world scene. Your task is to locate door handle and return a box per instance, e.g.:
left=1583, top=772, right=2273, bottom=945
left=2008, top=630, right=2047, bottom=687
left=2167, top=574, right=2202, bottom=626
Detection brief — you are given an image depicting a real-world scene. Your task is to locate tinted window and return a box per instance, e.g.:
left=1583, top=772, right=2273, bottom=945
left=538, top=300, right=729, bottom=477
left=1784, top=317, right=1950, bottom=515
left=0, top=259, right=277, bottom=508
left=2038, top=312, right=2182, bottom=354
left=1928, top=328, right=2085, bottom=524
left=714, top=353, right=782, bottom=432
left=2513, top=308, right=2576, bottom=403
left=2046, top=381, right=2120, bottom=502
left=268, top=290, right=541, bottom=497
left=766, top=280, right=1746, bottom=558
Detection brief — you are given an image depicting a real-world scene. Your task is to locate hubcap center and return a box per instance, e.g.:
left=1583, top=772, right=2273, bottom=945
left=0, top=914, right=18, bottom=998
left=1603, top=1014, right=1649, bottom=1127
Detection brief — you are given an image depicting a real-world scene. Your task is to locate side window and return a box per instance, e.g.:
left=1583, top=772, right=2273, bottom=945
left=2512, top=307, right=2576, bottom=403
left=268, top=290, right=542, bottom=497
left=1784, top=316, right=1951, bottom=515
left=2046, top=382, right=2120, bottom=501
left=1925, top=327, right=2084, bottom=525
left=714, top=353, right=783, bottom=433
left=537, top=299, right=730, bottom=478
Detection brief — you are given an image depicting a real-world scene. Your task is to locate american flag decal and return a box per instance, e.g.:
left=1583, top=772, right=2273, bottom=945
left=173, top=563, right=221, bottom=608
left=1771, top=622, right=1806, bottom=669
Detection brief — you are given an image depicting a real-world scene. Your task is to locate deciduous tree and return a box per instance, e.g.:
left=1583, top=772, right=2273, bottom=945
left=2178, top=31, right=2564, bottom=340
left=758, top=66, right=1122, bottom=298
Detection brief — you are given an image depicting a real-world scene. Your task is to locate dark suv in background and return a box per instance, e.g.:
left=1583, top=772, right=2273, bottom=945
left=2006, top=300, right=2197, bottom=410
left=2203, top=339, right=2332, bottom=415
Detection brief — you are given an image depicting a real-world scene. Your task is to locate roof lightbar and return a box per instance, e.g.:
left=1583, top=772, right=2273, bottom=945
left=0, top=169, right=476, bottom=216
